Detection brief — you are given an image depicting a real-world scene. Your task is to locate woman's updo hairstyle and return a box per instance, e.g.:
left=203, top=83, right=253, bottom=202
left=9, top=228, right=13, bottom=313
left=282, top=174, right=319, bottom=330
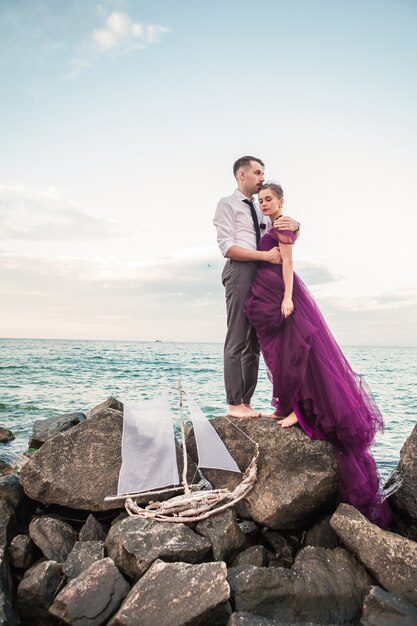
left=260, top=182, right=284, bottom=199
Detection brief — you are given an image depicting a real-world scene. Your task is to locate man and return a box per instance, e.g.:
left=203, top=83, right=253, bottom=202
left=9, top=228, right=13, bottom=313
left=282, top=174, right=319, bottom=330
left=213, top=156, right=300, bottom=418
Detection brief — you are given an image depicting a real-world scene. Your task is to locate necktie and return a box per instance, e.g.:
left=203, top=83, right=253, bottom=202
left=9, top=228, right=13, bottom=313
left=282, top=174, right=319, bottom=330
left=243, top=199, right=261, bottom=246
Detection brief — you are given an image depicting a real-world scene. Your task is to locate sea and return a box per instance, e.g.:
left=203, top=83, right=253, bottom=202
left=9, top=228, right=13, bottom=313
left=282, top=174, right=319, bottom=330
left=0, top=338, right=416, bottom=482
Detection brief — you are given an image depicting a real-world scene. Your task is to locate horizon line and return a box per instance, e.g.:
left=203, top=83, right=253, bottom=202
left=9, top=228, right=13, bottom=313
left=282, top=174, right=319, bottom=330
left=1, top=336, right=416, bottom=349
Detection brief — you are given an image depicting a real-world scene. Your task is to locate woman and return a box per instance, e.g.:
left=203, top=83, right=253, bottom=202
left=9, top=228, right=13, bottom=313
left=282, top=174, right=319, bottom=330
left=244, top=182, right=390, bottom=527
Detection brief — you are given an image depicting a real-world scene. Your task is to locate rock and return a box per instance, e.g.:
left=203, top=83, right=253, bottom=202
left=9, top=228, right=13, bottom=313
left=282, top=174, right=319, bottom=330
left=261, top=529, right=298, bottom=568
left=0, top=499, right=17, bottom=547
left=0, top=474, right=25, bottom=511
left=29, top=411, right=86, bottom=449
left=196, top=509, right=247, bottom=563
left=228, top=546, right=372, bottom=624
left=63, top=541, right=105, bottom=579
left=29, top=516, right=76, bottom=562
left=20, top=408, right=123, bottom=511
left=386, top=424, right=417, bottom=528
left=360, top=585, right=417, bottom=626
left=238, top=520, right=263, bottom=545
left=20, top=407, right=198, bottom=511
left=8, top=534, right=37, bottom=569
left=227, top=615, right=277, bottom=626
left=79, top=514, right=106, bottom=542
left=17, top=560, right=65, bottom=625
left=0, top=547, right=16, bottom=626
left=304, top=515, right=340, bottom=549
left=0, top=428, right=15, bottom=443
left=87, top=397, right=123, bottom=419
left=110, top=511, right=128, bottom=526
left=188, top=417, right=339, bottom=529
left=105, top=516, right=211, bottom=580
left=227, top=614, right=328, bottom=626
left=0, top=460, right=15, bottom=476
left=109, top=559, right=230, bottom=626
left=330, top=503, right=417, bottom=606
left=232, top=546, right=269, bottom=568
left=49, top=557, right=130, bottom=626
left=388, top=509, right=417, bottom=543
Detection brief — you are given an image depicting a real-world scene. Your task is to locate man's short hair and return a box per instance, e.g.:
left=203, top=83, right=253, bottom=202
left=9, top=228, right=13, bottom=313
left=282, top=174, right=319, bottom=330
left=233, top=156, right=265, bottom=178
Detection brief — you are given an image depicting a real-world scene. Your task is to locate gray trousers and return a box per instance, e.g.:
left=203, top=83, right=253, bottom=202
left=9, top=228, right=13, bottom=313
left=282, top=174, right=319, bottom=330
left=222, top=260, right=260, bottom=405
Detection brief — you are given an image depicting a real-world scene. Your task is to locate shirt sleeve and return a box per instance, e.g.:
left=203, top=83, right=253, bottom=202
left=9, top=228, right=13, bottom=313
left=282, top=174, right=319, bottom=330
left=213, top=198, right=235, bottom=257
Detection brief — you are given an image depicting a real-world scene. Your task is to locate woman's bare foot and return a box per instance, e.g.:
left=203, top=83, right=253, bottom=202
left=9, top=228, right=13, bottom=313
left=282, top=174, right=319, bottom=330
left=227, top=404, right=261, bottom=418
left=261, top=413, right=285, bottom=420
left=280, top=411, right=299, bottom=428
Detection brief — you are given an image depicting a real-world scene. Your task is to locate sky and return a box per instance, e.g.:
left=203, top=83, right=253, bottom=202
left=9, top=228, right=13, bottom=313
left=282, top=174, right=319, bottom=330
left=1, top=0, right=416, bottom=345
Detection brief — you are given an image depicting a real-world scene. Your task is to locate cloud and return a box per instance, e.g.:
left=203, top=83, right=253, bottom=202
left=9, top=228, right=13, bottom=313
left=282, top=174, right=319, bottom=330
left=0, top=183, right=118, bottom=241
left=310, top=290, right=417, bottom=347
left=321, top=290, right=417, bottom=313
left=66, top=10, right=170, bottom=79
left=1, top=244, right=415, bottom=344
left=0, top=247, right=224, bottom=340
left=296, top=262, right=340, bottom=286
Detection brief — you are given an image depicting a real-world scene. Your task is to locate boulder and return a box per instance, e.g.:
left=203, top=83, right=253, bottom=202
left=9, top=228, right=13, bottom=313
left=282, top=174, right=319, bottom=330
left=79, top=514, right=106, bottom=542
left=19, top=407, right=197, bottom=511
left=105, top=516, right=211, bottom=580
left=8, top=534, right=37, bottom=569
left=29, top=516, right=76, bottom=562
left=228, top=546, right=372, bottom=624
left=63, top=541, right=105, bottom=579
left=0, top=428, right=15, bottom=443
left=87, top=397, right=123, bottom=419
left=49, top=557, right=130, bottom=626
left=385, top=424, right=417, bottom=529
left=304, top=515, right=340, bottom=549
left=232, top=546, right=269, bottom=568
left=20, top=408, right=124, bottom=511
left=188, top=417, right=339, bottom=529
left=360, top=586, right=417, bottom=626
left=17, top=560, right=65, bottom=625
left=330, top=503, right=417, bottom=606
left=0, top=499, right=17, bottom=547
left=29, top=412, right=86, bottom=449
left=0, top=547, right=16, bottom=626
left=0, top=474, right=26, bottom=511
left=109, top=559, right=231, bottom=626
left=196, top=509, right=248, bottom=563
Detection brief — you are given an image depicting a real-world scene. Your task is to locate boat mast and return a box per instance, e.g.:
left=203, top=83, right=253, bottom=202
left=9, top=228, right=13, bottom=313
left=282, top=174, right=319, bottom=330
left=178, top=379, right=191, bottom=496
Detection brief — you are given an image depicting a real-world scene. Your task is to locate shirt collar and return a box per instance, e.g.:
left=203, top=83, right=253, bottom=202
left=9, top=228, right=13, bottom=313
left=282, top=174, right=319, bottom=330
left=233, top=189, right=255, bottom=203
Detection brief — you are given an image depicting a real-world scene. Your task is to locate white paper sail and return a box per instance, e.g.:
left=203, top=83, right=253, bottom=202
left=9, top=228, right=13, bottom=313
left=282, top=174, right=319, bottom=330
left=117, top=397, right=180, bottom=495
left=186, top=393, right=241, bottom=473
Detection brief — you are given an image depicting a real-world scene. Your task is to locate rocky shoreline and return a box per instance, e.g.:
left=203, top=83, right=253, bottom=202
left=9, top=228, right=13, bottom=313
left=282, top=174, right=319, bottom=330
left=0, top=397, right=416, bottom=625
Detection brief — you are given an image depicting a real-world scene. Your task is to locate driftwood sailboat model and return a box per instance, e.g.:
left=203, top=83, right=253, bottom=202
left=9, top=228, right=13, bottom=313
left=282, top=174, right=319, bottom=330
left=105, top=384, right=259, bottom=522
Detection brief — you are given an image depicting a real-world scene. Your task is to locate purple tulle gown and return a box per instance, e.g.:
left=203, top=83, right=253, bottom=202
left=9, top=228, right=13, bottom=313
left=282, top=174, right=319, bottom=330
left=244, top=228, right=390, bottom=528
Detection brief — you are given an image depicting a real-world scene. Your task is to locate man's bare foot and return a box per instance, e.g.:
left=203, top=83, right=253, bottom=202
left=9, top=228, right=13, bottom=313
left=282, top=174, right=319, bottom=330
left=280, top=412, right=299, bottom=428
left=227, top=404, right=261, bottom=418
left=242, top=403, right=262, bottom=416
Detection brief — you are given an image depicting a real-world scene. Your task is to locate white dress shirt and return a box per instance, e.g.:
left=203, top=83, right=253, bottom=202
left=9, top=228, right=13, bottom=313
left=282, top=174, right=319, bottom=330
left=213, top=189, right=268, bottom=257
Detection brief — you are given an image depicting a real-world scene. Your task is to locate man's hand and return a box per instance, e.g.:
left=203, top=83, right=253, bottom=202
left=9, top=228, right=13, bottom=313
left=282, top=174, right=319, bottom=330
left=273, top=215, right=299, bottom=232
left=263, top=247, right=282, bottom=265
